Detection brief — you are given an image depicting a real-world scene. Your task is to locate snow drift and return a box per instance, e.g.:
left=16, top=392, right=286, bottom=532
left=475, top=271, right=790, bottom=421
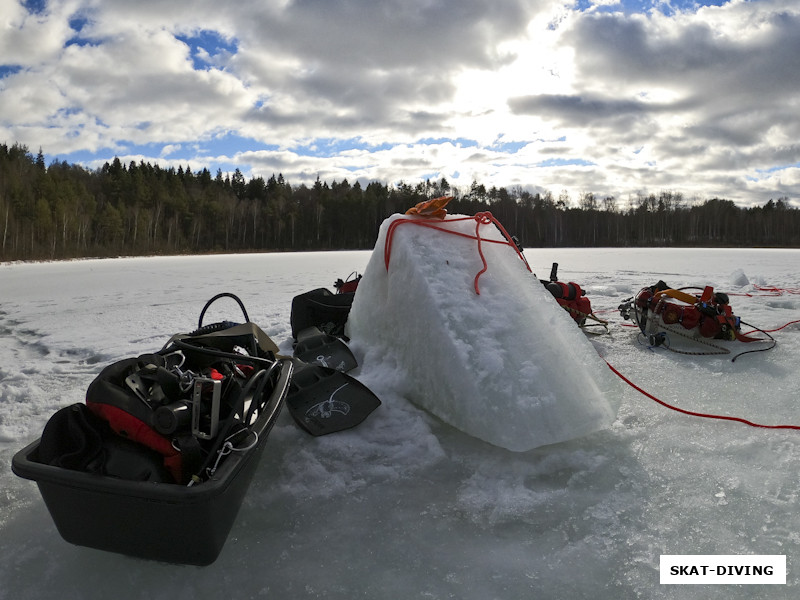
left=346, top=213, right=622, bottom=451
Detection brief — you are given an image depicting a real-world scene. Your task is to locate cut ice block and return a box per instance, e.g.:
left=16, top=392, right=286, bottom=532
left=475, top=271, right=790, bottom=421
left=346, top=213, right=622, bottom=451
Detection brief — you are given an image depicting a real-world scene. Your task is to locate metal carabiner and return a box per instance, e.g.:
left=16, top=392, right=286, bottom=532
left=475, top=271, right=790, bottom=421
left=163, top=350, right=187, bottom=371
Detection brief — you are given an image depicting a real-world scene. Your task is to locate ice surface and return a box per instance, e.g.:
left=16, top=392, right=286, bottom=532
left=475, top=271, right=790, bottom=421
left=2, top=247, right=800, bottom=599
left=346, top=214, right=622, bottom=451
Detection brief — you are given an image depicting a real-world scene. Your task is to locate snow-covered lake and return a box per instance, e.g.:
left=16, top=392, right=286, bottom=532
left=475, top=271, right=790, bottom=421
left=2, top=246, right=800, bottom=599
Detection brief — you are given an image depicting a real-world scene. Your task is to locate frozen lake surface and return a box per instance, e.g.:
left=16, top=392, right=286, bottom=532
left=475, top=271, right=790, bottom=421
left=2, top=246, right=800, bottom=599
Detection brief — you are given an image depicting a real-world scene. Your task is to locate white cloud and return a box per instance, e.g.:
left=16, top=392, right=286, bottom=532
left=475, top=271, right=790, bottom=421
left=0, top=0, right=798, bottom=206
left=160, top=144, right=181, bottom=157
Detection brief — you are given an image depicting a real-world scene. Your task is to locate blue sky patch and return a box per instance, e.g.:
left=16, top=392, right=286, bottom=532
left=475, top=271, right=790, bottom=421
left=65, top=14, right=97, bottom=47
left=47, top=148, right=109, bottom=166
left=65, top=35, right=97, bottom=48
left=582, top=0, right=732, bottom=17
left=416, top=137, right=479, bottom=149
left=22, top=0, right=46, bottom=15
left=212, top=134, right=280, bottom=157
left=123, top=141, right=192, bottom=160
left=418, top=172, right=442, bottom=183
left=44, top=136, right=284, bottom=172
left=491, top=140, right=528, bottom=153
left=536, top=158, right=595, bottom=168
left=53, top=106, right=83, bottom=121
left=291, top=137, right=395, bottom=158
left=0, top=65, right=23, bottom=79
left=756, top=162, right=800, bottom=175
left=175, top=30, right=238, bottom=70
left=68, top=15, right=89, bottom=31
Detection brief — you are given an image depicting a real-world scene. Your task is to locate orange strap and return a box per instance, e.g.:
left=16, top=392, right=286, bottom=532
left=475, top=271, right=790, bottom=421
left=404, top=196, right=453, bottom=219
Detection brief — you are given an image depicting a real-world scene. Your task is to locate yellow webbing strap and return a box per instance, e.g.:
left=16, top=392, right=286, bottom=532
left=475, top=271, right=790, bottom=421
left=653, top=288, right=698, bottom=305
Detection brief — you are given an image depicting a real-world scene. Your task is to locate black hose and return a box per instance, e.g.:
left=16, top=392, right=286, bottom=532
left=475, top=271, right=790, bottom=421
left=732, top=320, right=776, bottom=362
left=197, top=292, right=250, bottom=329
left=243, top=360, right=281, bottom=425
left=166, top=339, right=276, bottom=368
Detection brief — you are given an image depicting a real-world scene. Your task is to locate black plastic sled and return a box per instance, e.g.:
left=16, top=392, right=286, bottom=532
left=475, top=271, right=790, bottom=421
left=12, top=357, right=293, bottom=566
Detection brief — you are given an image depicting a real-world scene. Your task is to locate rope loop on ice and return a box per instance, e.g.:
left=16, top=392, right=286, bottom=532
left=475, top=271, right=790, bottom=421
left=384, top=211, right=531, bottom=295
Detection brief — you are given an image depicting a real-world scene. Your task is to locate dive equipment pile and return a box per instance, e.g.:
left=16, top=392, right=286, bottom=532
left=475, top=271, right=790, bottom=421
left=12, top=291, right=380, bottom=565
left=619, top=280, right=776, bottom=361
left=540, top=262, right=608, bottom=333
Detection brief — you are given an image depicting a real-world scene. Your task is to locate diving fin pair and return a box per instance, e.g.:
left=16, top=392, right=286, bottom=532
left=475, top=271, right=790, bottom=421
left=287, top=327, right=380, bottom=436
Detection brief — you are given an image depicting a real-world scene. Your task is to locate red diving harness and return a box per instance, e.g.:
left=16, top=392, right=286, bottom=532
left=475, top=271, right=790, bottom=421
left=619, top=281, right=775, bottom=360
left=541, top=262, right=608, bottom=332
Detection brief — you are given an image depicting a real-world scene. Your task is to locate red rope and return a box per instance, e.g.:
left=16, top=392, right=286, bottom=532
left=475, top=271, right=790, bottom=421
left=606, top=360, right=800, bottom=431
left=728, top=291, right=781, bottom=297
left=753, top=284, right=800, bottom=295
left=384, top=211, right=531, bottom=294
left=730, top=285, right=800, bottom=297
left=760, top=319, right=800, bottom=333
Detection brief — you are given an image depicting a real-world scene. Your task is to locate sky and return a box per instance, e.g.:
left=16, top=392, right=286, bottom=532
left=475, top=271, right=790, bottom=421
left=1, top=0, right=799, bottom=208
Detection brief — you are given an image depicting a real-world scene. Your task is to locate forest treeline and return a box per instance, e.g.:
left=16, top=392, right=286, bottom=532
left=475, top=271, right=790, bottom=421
left=1, top=141, right=799, bottom=261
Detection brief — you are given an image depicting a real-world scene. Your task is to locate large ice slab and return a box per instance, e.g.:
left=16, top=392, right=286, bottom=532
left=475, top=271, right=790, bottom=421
left=346, top=213, right=622, bottom=451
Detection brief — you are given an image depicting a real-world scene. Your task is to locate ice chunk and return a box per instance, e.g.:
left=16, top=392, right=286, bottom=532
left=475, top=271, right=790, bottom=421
left=730, top=268, right=750, bottom=287
left=346, top=213, right=622, bottom=451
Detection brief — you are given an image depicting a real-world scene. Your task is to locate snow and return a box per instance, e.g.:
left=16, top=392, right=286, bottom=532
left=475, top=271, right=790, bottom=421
left=2, top=246, right=800, bottom=599
left=346, top=214, right=622, bottom=451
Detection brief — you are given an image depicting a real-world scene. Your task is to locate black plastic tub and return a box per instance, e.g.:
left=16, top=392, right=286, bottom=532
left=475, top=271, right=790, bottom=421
left=11, top=359, right=292, bottom=566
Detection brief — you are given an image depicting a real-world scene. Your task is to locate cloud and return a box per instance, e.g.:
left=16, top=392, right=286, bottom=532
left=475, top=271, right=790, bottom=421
left=526, top=0, right=800, bottom=203
left=0, top=0, right=76, bottom=67
left=508, top=93, right=672, bottom=127
left=0, top=0, right=799, bottom=207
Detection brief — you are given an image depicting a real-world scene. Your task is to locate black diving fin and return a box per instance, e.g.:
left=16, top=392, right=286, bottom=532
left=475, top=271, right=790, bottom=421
left=286, top=359, right=381, bottom=436
left=293, top=326, right=358, bottom=373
